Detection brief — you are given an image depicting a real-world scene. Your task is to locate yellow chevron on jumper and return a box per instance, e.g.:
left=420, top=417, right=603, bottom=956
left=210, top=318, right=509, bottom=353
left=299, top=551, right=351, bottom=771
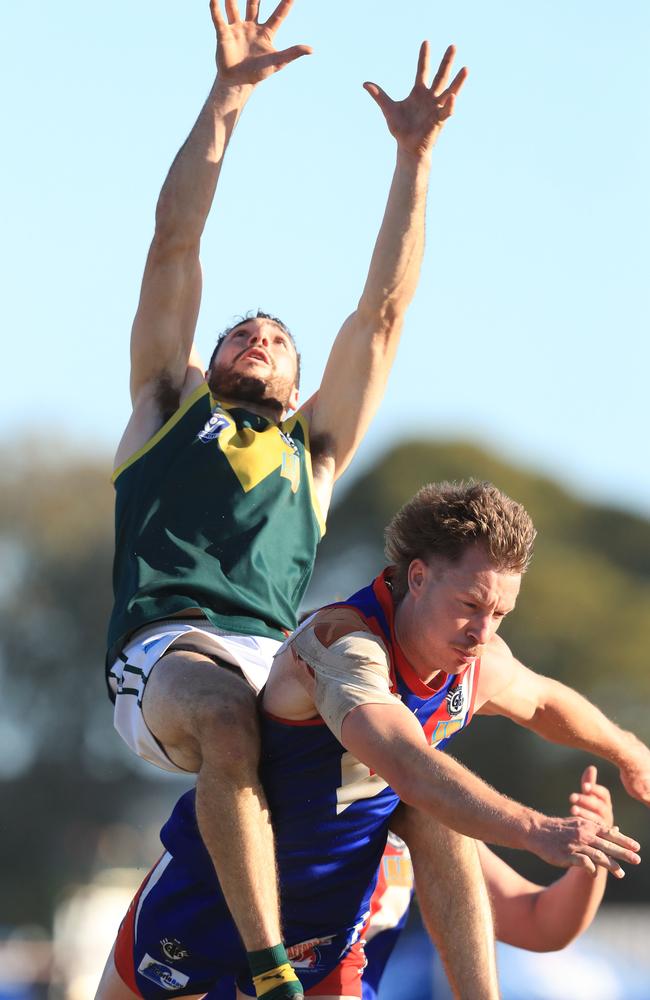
left=215, top=415, right=300, bottom=494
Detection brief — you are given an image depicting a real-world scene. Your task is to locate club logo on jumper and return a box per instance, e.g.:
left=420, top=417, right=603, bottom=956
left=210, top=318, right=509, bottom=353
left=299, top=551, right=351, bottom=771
left=197, top=411, right=230, bottom=443
left=280, top=451, right=301, bottom=493
left=287, top=935, right=335, bottom=970
left=160, top=938, right=189, bottom=962
left=446, top=684, right=465, bottom=717
left=138, top=954, right=189, bottom=991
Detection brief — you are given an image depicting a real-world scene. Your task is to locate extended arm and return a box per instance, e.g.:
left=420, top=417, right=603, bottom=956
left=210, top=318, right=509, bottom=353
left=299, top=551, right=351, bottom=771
left=305, top=44, right=467, bottom=486
left=121, top=1, right=311, bottom=431
left=478, top=651, right=650, bottom=807
left=340, top=701, right=639, bottom=874
left=480, top=767, right=612, bottom=951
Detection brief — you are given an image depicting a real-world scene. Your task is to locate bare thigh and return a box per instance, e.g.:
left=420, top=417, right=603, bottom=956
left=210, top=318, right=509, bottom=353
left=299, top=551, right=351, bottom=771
left=141, top=648, right=259, bottom=772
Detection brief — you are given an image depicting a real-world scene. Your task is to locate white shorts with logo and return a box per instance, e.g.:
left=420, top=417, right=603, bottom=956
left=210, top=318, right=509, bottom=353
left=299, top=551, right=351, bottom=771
left=108, top=620, right=282, bottom=774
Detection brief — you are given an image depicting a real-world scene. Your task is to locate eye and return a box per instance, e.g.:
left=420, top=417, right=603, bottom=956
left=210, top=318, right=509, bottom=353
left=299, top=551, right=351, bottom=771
left=462, top=601, right=477, bottom=611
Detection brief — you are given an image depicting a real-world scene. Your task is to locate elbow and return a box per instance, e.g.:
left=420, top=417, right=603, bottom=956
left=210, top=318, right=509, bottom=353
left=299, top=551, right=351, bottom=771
left=153, top=195, right=202, bottom=254
left=527, top=929, right=580, bottom=953
left=355, top=301, right=404, bottom=345
left=391, top=772, right=428, bottom=811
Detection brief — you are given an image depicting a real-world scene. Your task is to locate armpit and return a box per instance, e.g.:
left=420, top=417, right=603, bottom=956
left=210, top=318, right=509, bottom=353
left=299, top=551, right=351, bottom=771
left=290, top=623, right=399, bottom=742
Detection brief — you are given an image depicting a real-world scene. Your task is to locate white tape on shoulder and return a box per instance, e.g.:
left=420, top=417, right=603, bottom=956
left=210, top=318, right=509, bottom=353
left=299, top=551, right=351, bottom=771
left=291, top=625, right=399, bottom=741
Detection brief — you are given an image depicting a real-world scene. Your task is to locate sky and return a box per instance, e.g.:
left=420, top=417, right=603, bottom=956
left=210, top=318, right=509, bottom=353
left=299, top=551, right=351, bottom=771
left=2, top=0, right=649, bottom=516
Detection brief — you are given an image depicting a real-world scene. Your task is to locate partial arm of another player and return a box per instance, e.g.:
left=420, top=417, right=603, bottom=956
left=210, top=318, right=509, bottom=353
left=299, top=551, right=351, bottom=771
left=304, top=43, right=467, bottom=484
left=340, top=701, right=639, bottom=875
left=126, top=0, right=312, bottom=410
left=478, top=646, right=650, bottom=808
left=481, top=766, right=612, bottom=951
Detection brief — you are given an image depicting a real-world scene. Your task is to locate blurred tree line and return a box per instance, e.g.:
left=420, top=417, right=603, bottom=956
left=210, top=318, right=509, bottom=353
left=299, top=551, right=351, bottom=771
left=1, top=438, right=649, bottom=929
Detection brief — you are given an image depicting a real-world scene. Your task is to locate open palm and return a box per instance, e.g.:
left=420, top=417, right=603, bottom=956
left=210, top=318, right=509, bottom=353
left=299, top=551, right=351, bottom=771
left=210, top=0, right=311, bottom=85
left=365, top=43, right=468, bottom=157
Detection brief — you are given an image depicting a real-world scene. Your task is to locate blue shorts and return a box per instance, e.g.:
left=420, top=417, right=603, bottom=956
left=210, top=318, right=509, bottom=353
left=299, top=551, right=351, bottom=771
left=114, top=852, right=368, bottom=998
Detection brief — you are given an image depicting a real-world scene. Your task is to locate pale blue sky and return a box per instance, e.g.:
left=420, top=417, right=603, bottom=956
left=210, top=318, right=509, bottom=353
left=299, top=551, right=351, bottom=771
left=2, top=1, right=649, bottom=514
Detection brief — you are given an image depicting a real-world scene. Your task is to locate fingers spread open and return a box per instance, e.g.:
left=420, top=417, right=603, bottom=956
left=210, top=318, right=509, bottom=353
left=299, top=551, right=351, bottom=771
left=415, top=41, right=431, bottom=87
left=265, top=0, right=295, bottom=34
left=272, top=44, right=312, bottom=69
left=445, top=66, right=469, bottom=98
left=210, top=0, right=226, bottom=30
left=246, top=0, right=261, bottom=22
left=431, top=45, right=456, bottom=96
left=224, top=0, right=241, bottom=23
left=363, top=81, right=392, bottom=115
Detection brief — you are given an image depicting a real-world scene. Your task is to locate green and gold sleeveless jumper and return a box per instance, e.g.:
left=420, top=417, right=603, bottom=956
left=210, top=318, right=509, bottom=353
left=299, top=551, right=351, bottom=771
left=107, top=383, right=325, bottom=671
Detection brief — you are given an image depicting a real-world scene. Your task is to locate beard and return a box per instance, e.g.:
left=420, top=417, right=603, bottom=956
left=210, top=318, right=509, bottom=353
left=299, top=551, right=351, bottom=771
left=207, top=366, right=291, bottom=419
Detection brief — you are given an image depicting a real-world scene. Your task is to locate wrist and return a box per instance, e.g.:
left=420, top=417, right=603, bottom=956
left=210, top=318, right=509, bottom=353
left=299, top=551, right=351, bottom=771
left=213, top=75, right=257, bottom=104
left=611, top=729, right=643, bottom=768
left=395, top=145, right=433, bottom=172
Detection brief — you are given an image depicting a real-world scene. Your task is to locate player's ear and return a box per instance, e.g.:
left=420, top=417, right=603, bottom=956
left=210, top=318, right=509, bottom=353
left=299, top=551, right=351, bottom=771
left=287, top=385, right=299, bottom=412
left=407, top=558, right=427, bottom=597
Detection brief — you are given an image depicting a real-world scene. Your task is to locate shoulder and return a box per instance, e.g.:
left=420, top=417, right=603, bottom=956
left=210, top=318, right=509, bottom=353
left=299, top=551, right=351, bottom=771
left=113, top=373, right=208, bottom=476
left=289, top=606, right=391, bottom=678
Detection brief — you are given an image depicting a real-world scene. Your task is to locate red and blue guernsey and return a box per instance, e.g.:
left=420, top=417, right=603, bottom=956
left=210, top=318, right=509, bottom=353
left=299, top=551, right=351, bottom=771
left=118, top=572, right=480, bottom=998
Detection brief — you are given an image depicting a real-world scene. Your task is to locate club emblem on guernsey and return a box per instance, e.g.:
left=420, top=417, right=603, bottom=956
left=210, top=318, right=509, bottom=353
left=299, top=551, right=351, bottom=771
left=138, top=954, right=189, bottom=991
left=161, top=938, right=189, bottom=962
left=446, top=685, right=465, bottom=717
left=287, top=935, right=335, bottom=969
left=197, top=411, right=230, bottom=443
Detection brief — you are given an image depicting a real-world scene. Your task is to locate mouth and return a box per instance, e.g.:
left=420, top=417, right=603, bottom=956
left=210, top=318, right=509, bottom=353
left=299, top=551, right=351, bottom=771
left=451, top=647, right=479, bottom=663
left=240, top=348, right=271, bottom=366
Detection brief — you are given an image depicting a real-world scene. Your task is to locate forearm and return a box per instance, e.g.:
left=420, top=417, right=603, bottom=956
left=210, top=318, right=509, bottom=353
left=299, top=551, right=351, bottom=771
left=395, top=747, right=541, bottom=851
left=527, top=868, right=606, bottom=951
left=154, top=77, right=254, bottom=246
left=356, top=149, right=430, bottom=328
left=525, top=679, right=637, bottom=766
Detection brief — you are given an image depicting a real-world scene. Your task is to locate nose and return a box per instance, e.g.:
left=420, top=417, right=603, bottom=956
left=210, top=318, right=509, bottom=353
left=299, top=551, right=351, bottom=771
left=466, top=615, right=492, bottom=647
left=249, top=329, right=270, bottom=347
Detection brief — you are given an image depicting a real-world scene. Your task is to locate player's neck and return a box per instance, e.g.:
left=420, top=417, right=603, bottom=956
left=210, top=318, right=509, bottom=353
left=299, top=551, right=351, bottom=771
left=216, top=394, right=287, bottom=424
left=393, top=599, right=444, bottom=686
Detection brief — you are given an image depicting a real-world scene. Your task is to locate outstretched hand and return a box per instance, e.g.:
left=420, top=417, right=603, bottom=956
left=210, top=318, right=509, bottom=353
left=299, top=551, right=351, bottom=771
left=210, top=0, right=312, bottom=86
left=364, top=42, right=468, bottom=158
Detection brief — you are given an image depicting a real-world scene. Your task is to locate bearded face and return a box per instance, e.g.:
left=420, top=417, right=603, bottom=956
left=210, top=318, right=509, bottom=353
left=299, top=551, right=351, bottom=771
left=206, top=367, right=294, bottom=418
left=206, top=318, right=300, bottom=417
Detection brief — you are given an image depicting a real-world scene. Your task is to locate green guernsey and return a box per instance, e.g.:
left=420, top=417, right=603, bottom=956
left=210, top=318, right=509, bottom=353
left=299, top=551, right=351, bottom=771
left=107, top=383, right=325, bottom=668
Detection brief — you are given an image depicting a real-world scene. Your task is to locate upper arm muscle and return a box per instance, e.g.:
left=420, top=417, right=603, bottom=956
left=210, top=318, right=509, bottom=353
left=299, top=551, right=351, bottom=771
left=129, top=237, right=203, bottom=403
left=308, top=311, right=401, bottom=480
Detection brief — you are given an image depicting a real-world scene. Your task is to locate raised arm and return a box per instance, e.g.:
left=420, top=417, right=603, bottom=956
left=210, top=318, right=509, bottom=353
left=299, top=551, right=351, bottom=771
left=340, top=701, right=640, bottom=876
left=481, top=766, right=612, bottom=951
left=118, top=1, right=311, bottom=458
left=477, top=644, right=650, bottom=807
left=304, top=43, right=467, bottom=487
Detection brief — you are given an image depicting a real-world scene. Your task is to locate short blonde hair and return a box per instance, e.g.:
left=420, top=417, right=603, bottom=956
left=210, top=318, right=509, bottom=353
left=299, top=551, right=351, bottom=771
left=384, top=480, right=536, bottom=601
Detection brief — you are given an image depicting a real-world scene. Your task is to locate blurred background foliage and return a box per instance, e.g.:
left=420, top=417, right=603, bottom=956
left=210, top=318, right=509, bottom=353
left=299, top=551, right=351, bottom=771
left=1, top=438, right=649, bottom=929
